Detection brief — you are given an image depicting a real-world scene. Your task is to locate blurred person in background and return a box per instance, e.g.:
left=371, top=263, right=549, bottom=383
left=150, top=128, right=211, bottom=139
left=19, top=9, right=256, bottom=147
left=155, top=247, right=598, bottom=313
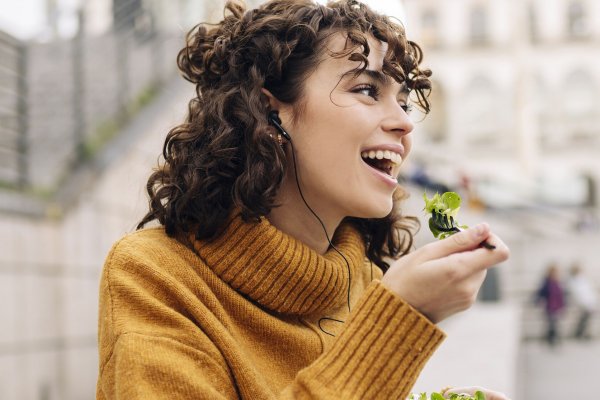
left=96, top=0, right=510, bottom=399
left=535, top=263, right=566, bottom=347
left=567, top=263, right=597, bottom=340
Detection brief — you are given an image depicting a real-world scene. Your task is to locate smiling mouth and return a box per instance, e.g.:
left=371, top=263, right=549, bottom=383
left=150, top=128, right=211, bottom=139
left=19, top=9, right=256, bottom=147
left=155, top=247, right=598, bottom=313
left=361, top=150, right=402, bottom=177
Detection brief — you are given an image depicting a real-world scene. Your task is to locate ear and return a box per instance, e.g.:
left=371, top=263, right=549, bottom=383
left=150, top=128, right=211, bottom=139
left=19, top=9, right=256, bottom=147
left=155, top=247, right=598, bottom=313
left=261, top=88, right=283, bottom=112
left=262, top=88, right=294, bottom=131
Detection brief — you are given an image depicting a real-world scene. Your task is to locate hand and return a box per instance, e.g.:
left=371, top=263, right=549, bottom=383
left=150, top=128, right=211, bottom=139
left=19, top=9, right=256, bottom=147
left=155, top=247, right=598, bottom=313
left=442, top=385, right=511, bottom=400
left=381, top=223, right=509, bottom=323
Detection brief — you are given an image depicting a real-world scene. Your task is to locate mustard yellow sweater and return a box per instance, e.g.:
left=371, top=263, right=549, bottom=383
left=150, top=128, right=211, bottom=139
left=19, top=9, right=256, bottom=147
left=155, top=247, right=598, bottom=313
left=97, top=213, right=445, bottom=399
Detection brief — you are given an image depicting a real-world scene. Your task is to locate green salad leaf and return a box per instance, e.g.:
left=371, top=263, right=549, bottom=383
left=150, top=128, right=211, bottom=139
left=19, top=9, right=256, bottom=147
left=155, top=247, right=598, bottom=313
left=423, top=191, right=461, bottom=217
left=423, top=191, right=468, bottom=240
left=408, top=391, right=486, bottom=400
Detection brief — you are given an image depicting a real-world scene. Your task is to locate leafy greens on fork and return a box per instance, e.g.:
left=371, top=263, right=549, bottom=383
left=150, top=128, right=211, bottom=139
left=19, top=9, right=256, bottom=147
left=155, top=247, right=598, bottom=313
left=423, top=192, right=495, bottom=250
left=409, top=391, right=486, bottom=400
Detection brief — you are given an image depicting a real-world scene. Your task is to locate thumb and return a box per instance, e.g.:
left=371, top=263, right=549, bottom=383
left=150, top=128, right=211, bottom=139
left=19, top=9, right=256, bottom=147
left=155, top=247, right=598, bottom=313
left=419, top=223, right=491, bottom=261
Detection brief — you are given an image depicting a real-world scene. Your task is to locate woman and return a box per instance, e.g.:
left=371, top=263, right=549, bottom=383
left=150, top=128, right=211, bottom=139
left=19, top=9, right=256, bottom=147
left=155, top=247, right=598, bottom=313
left=96, top=0, right=510, bottom=399
left=536, top=264, right=565, bottom=346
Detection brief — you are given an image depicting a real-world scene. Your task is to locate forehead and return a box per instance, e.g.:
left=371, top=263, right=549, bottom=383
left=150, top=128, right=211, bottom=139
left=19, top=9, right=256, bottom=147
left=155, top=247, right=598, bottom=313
left=323, top=33, right=389, bottom=72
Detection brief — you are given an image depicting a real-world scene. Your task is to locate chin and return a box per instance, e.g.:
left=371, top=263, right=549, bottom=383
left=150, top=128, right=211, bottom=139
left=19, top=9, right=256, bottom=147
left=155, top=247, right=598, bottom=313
left=350, top=198, right=393, bottom=220
left=370, top=206, right=393, bottom=219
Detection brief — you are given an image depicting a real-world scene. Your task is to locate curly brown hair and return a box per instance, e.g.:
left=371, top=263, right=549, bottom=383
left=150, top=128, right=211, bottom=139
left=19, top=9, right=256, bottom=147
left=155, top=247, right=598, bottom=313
left=137, top=0, right=432, bottom=272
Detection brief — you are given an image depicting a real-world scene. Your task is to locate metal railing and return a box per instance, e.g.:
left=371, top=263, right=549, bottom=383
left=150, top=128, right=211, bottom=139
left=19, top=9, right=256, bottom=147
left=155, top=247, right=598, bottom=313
left=0, top=29, right=27, bottom=188
left=0, top=0, right=194, bottom=195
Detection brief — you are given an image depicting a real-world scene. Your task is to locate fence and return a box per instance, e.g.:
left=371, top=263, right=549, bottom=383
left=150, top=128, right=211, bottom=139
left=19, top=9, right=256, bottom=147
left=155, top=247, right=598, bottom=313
left=0, top=0, right=187, bottom=194
left=0, top=30, right=27, bottom=188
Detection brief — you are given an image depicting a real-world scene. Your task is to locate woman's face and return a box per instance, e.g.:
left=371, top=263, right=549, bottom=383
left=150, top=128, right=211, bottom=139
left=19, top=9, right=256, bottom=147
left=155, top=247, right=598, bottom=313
left=277, top=33, right=414, bottom=221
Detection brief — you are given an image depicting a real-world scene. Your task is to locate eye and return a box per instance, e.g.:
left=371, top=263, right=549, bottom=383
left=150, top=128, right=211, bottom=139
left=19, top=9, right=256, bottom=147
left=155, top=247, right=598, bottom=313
left=401, top=103, right=413, bottom=114
left=352, top=84, right=380, bottom=100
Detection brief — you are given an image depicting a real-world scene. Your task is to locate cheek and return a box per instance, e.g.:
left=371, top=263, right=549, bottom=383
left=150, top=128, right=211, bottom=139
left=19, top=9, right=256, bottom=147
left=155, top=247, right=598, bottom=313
left=291, top=92, right=377, bottom=167
left=298, top=103, right=361, bottom=148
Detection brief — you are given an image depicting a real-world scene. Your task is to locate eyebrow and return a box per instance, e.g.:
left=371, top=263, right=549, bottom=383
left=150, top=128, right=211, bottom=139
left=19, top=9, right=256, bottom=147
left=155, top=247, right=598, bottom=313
left=362, top=69, right=391, bottom=86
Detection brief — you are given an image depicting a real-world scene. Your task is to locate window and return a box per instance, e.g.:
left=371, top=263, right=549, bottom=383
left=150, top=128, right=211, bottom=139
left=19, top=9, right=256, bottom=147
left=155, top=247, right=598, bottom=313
left=568, top=1, right=589, bottom=39
left=528, top=3, right=538, bottom=43
left=542, top=70, right=600, bottom=148
left=421, top=81, right=447, bottom=142
left=469, top=5, right=488, bottom=46
left=462, top=76, right=504, bottom=147
left=113, top=0, right=143, bottom=31
left=564, top=71, right=596, bottom=118
left=421, top=9, right=440, bottom=48
left=563, top=70, right=598, bottom=142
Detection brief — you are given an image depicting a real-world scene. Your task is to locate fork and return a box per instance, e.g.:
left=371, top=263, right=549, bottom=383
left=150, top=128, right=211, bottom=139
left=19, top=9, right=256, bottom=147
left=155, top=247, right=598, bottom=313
left=430, top=210, right=496, bottom=250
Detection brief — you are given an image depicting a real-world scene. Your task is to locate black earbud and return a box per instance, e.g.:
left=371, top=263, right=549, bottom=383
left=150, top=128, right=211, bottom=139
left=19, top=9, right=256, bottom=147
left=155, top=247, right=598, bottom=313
left=268, top=110, right=291, bottom=141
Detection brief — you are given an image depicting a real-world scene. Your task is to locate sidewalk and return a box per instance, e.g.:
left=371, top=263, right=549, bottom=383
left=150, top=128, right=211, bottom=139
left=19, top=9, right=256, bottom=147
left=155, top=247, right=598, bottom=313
left=519, top=338, right=600, bottom=399
left=411, top=302, right=521, bottom=398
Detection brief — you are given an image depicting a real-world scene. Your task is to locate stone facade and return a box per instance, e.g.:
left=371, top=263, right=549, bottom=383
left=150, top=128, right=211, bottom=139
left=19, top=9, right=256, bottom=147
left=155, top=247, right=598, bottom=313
left=402, top=0, right=600, bottom=207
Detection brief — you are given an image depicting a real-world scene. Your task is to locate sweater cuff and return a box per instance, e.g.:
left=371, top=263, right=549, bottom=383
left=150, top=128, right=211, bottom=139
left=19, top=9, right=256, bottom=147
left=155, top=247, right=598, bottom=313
left=301, top=280, right=445, bottom=399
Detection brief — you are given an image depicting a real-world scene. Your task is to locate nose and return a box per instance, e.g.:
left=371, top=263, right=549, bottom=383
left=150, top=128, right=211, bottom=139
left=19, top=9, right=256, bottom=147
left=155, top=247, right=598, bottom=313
left=380, top=99, right=414, bottom=137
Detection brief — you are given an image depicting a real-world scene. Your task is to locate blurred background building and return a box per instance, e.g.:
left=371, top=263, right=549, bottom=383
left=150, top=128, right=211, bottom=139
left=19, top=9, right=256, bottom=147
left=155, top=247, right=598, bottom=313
left=401, top=0, right=600, bottom=315
left=0, top=1, right=220, bottom=399
left=0, top=0, right=598, bottom=399
left=401, top=1, right=600, bottom=397
left=403, top=0, right=600, bottom=211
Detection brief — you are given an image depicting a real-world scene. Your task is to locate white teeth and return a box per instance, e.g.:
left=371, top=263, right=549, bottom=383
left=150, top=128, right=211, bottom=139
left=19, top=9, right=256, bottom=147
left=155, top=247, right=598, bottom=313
left=361, top=150, right=403, bottom=165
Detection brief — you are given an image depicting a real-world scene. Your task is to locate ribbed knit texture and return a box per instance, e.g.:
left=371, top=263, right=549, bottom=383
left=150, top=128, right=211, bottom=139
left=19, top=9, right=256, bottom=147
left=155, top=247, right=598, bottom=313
left=97, top=214, right=445, bottom=399
left=193, top=212, right=364, bottom=315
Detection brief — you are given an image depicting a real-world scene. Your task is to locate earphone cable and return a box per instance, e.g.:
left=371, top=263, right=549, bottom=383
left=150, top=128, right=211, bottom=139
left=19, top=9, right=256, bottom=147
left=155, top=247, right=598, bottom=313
left=288, top=140, right=352, bottom=336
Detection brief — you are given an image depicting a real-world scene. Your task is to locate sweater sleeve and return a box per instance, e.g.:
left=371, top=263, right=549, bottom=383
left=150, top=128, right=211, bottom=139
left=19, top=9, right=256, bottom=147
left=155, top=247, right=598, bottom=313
left=280, top=281, right=445, bottom=400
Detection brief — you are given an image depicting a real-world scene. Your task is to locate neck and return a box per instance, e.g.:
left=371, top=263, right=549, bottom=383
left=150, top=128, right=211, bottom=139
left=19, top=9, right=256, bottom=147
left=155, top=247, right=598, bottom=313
left=267, top=177, right=342, bottom=255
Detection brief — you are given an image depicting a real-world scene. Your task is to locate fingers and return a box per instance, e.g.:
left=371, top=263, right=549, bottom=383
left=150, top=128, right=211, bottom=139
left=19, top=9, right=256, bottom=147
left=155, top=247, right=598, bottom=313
left=448, top=233, right=509, bottom=272
left=416, top=223, right=492, bottom=261
left=381, top=223, right=509, bottom=323
left=425, top=232, right=510, bottom=279
left=443, top=386, right=511, bottom=400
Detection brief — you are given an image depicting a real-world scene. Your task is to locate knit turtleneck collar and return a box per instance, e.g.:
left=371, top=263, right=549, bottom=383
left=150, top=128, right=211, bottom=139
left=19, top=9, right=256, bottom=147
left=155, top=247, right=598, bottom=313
left=192, top=212, right=366, bottom=316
